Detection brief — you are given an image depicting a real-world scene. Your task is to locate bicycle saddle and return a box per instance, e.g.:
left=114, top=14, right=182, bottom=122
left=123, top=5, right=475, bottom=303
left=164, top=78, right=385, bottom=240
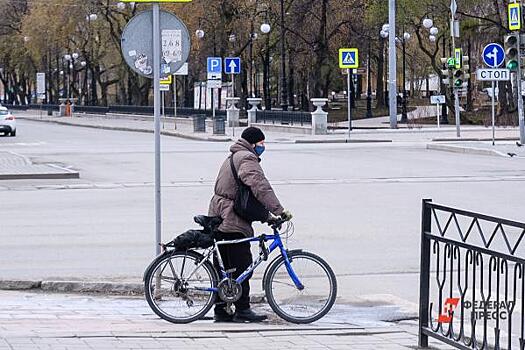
left=194, top=215, right=223, bottom=233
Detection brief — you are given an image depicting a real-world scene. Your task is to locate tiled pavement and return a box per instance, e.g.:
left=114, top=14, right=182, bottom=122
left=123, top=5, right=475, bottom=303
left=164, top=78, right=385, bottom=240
left=0, top=152, right=78, bottom=180
left=0, top=290, right=453, bottom=349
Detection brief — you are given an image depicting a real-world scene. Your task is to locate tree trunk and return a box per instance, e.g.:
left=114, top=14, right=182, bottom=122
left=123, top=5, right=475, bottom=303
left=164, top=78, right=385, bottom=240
left=375, top=40, right=386, bottom=109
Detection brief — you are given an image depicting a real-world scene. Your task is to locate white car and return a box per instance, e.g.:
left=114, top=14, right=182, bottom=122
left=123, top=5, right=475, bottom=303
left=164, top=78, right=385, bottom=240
left=0, top=106, right=16, bottom=136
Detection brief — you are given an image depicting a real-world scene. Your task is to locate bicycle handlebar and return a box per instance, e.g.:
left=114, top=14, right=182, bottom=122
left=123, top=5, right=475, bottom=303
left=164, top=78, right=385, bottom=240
left=267, top=216, right=290, bottom=230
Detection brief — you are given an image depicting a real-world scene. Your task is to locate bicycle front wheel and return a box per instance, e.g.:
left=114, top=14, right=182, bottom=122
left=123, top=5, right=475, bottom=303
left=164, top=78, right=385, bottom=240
left=264, top=251, right=337, bottom=324
left=144, top=250, right=218, bottom=324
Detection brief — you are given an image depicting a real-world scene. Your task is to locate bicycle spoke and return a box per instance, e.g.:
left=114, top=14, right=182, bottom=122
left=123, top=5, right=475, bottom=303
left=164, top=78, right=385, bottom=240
left=146, top=252, right=216, bottom=323
left=267, top=253, right=336, bottom=323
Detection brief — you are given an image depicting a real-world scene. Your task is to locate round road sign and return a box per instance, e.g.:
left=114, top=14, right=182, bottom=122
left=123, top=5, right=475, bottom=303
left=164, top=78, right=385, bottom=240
left=121, top=10, right=191, bottom=79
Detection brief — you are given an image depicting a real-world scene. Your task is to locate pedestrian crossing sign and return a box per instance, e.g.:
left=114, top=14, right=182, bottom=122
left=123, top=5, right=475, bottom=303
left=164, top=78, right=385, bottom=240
left=339, top=48, right=359, bottom=69
left=508, top=3, right=521, bottom=31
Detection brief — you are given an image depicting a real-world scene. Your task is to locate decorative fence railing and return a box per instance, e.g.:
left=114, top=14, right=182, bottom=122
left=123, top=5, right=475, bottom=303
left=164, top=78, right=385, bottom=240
left=419, top=199, right=525, bottom=350
left=255, top=110, right=311, bottom=126
left=5, top=104, right=226, bottom=117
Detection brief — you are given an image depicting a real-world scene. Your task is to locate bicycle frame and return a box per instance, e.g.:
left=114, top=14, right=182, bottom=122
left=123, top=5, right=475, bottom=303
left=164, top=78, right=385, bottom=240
left=181, top=227, right=305, bottom=293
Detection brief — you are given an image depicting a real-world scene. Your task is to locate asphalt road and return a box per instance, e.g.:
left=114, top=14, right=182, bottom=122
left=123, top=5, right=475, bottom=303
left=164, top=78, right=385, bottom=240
left=2, top=119, right=525, bottom=309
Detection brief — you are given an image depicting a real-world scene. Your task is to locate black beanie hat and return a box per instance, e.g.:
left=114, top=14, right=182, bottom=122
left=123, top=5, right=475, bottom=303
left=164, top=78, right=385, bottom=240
left=241, top=127, right=265, bottom=144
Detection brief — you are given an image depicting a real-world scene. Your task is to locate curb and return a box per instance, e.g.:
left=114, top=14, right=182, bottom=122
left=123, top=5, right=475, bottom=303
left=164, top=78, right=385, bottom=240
left=0, top=172, right=79, bottom=180
left=0, top=279, right=141, bottom=295
left=0, top=279, right=266, bottom=302
left=426, top=144, right=511, bottom=157
left=17, top=117, right=233, bottom=143
left=294, top=139, right=392, bottom=144
left=432, top=137, right=520, bottom=142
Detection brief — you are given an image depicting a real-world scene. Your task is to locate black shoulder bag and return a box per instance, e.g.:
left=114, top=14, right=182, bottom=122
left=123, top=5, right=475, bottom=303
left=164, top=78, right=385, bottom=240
left=229, top=155, right=269, bottom=222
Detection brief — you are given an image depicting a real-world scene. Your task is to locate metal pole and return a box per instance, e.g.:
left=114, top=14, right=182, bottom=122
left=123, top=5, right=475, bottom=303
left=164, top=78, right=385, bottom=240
left=517, top=30, right=525, bottom=144
left=388, top=0, right=397, bottom=128
left=173, top=77, right=177, bottom=119
left=366, top=44, right=373, bottom=118
left=418, top=199, right=432, bottom=348
left=347, top=69, right=352, bottom=138
left=436, top=103, right=440, bottom=129
left=280, top=0, right=288, bottom=111
left=441, top=36, right=449, bottom=124
left=401, top=39, right=408, bottom=122
left=265, top=31, right=271, bottom=109
left=212, top=87, right=216, bottom=120
left=153, top=4, right=162, bottom=256
left=451, top=7, right=461, bottom=137
left=454, top=90, right=460, bottom=137
left=231, top=74, right=235, bottom=97
left=492, top=80, right=496, bottom=146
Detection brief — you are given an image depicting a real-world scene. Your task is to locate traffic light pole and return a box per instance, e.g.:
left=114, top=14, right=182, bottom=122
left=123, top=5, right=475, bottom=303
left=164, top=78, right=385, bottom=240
left=451, top=80, right=460, bottom=137
left=517, top=32, right=525, bottom=144
left=451, top=14, right=461, bottom=137
left=388, top=0, right=397, bottom=129
left=152, top=3, right=162, bottom=256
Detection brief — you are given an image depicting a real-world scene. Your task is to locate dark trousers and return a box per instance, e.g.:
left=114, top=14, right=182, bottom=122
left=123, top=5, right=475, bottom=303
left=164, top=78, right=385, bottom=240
left=214, top=232, right=253, bottom=312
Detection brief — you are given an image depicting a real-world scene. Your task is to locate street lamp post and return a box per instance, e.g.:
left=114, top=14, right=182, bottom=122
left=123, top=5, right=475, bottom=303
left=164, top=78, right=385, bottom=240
left=382, top=24, right=411, bottom=124
left=80, top=61, right=87, bottom=104
left=388, top=0, right=397, bottom=128
left=64, top=54, right=72, bottom=99
left=86, top=13, right=97, bottom=105
left=279, top=0, right=288, bottom=111
left=423, top=18, right=447, bottom=125
left=261, top=22, right=271, bottom=110
left=366, top=44, right=373, bottom=118
left=401, top=32, right=410, bottom=123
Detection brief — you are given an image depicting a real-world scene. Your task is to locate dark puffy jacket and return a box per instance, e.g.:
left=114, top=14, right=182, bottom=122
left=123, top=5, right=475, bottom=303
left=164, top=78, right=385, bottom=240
left=208, top=139, right=284, bottom=237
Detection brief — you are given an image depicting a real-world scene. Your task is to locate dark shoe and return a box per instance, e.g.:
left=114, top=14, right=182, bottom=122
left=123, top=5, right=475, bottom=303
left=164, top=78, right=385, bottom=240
left=214, top=309, right=234, bottom=323
left=233, top=309, right=267, bottom=323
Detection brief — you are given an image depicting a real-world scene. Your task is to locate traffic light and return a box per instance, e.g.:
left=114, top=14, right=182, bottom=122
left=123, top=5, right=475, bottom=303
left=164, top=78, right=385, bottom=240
left=453, top=69, right=464, bottom=88
left=452, top=53, right=469, bottom=89
left=440, top=57, right=454, bottom=86
left=505, top=34, right=519, bottom=71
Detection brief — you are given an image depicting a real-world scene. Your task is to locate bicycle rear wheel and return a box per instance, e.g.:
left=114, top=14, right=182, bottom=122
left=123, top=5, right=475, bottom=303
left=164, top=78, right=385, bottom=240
left=264, top=251, right=337, bottom=324
left=144, top=250, right=218, bottom=324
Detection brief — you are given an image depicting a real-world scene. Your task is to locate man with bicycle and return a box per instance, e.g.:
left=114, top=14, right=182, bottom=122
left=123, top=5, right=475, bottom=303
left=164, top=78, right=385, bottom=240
left=209, top=127, right=292, bottom=323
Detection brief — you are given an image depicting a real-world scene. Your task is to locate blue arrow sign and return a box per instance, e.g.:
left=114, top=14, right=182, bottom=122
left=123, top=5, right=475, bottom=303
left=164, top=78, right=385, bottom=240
left=207, top=57, right=222, bottom=74
left=224, top=57, right=241, bottom=74
left=482, top=43, right=505, bottom=68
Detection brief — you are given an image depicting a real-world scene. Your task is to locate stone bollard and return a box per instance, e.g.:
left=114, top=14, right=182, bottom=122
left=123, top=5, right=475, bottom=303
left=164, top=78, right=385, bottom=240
left=225, top=97, right=240, bottom=127
left=310, top=98, right=329, bottom=135
left=247, top=98, right=262, bottom=126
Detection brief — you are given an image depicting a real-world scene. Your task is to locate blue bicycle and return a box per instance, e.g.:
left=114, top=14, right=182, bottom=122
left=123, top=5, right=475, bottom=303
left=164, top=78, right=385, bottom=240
left=144, top=216, right=337, bottom=324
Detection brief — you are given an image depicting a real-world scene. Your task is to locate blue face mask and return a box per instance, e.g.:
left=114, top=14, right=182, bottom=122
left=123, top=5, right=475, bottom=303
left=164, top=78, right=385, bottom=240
left=254, top=145, right=265, bottom=156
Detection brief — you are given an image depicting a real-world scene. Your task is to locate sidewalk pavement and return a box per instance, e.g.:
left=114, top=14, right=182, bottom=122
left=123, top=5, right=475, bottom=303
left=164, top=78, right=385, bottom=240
left=0, top=151, right=79, bottom=180
left=0, top=290, right=453, bottom=349
left=427, top=141, right=525, bottom=158
left=349, top=105, right=435, bottom=129
left=13, top=109, right=522, bottom=144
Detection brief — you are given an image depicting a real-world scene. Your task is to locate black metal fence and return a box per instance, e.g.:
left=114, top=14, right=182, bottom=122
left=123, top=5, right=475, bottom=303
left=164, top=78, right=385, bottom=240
left=255, top=110, right=311, bottom=126
left=419, top=199, right=525, bottom=349
left=5, top=104, right=226, bottom=117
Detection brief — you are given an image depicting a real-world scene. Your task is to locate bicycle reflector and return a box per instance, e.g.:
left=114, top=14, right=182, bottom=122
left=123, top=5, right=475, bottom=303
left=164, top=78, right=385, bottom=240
left=505, top=35, right=519, bottom=71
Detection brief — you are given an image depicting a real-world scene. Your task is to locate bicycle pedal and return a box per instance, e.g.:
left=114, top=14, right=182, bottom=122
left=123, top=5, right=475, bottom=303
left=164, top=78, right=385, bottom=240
left=225, top=268, right=237, bottom=274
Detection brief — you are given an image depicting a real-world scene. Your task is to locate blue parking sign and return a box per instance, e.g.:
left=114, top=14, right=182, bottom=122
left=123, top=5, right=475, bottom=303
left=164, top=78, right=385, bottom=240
left=207, top=57, right=222, bottom=74
left=224, top=57, right=241, bottom=74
